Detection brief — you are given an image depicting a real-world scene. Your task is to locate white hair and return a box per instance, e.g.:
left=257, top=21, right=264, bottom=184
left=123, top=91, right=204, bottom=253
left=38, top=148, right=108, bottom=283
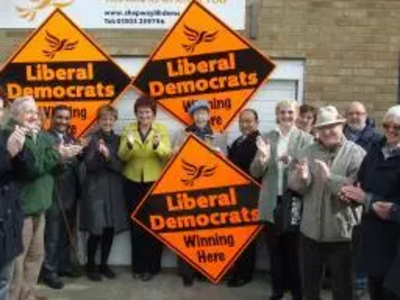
left=383, top=105, right=400, bottom=124
left=10, top=96, right=36, bottom=117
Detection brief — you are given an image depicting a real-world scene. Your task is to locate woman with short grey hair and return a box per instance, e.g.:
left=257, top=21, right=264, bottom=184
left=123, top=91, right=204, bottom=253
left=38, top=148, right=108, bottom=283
left=341, top=105, right=400, bottom=300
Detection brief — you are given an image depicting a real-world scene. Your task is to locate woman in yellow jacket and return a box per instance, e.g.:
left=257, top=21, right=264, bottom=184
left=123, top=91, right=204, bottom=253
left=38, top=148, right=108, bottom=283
left=118, top=96, right=171, bottom=281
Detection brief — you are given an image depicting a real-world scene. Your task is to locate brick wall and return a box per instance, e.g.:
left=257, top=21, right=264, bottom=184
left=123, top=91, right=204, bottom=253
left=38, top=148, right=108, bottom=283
left=0, top=0, right=399, bottom=122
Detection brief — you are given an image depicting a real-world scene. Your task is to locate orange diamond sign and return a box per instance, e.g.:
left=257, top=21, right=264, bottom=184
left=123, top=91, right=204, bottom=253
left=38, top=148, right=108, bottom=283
left=0, top=9, right=131, bottom=137
left=132, top=0, right=275, bottom=132
left=132, top=135, right=262, bottom=283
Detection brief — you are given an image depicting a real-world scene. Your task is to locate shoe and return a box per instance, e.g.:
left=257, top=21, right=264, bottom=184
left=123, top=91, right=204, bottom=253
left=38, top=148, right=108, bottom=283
left=227, top=277, right=251, bottom=287
left=85, top=264, right=102, bottom=282
left=60, top=266, right=82, bottom=278
left=42, top=275, right=64, bottom=290
left=269, top=295, right=284, bottom=300
left=140, top=273, right=153, bottom=282
left=100, top=265, right=116, bottom=279
left=183, top=276, right=194, bottom=287
left=132, top=272, right=141, bottom=279
left=196, top=274, right=207, bottom=282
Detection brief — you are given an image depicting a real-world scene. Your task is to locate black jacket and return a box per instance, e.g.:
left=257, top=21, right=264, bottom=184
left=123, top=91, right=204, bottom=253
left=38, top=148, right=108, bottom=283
left=355, top=138, right=400, bottom=280
left=0, top=131, right=31, bottom=264
left=227, top=130, right=260, bottom=178
left=343, top=118, right=383, bottom=153
left=80, top=131, right=128, bottom=235
left=47, top=130, right=81, bottom=212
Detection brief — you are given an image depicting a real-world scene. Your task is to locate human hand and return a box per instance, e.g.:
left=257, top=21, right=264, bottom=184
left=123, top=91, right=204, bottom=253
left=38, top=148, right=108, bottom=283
left=256, top=136, right=270, bottom=162
left=295, top=158, right=309, bottom=181
left=58, top=143, right=83, bottom=159
left=340, top=183, right=365, bottom=204
left=7, top=125, right=26, bottom=157
left=315, top=159, right=331, bottom=182
left=372, top=201, right=394, bottom=220
left=99, top=139, right=110, bottom=158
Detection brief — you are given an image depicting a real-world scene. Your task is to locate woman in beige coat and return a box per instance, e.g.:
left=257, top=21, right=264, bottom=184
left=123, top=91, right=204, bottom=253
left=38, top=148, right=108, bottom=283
left=250, top=100, right=313, bottom=300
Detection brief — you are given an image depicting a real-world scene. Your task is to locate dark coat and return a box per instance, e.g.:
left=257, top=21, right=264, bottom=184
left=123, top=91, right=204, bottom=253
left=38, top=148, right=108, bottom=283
left=0, top=130, right=30, bottom=264
left=227, top=130, right=260, bottom=179
left=80, top=131, right=128, bottom=235
left=3, top=120, right=61, bottom=215
left=355, top=138, right=400, bottom=282
left=47, top=130, right=81, bottom=212
left=344, top=118, right=383, bottom=153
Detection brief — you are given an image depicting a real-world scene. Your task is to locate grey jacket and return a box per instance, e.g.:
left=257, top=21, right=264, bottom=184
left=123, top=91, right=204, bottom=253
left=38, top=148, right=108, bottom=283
left=250, top=127, right=313, bottom=223
left=288, top=139, right=366, bottom=242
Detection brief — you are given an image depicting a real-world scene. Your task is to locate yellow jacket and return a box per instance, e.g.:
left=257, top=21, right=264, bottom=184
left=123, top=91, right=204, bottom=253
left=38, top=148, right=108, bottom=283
left=118, top=122, right=171, bottom=183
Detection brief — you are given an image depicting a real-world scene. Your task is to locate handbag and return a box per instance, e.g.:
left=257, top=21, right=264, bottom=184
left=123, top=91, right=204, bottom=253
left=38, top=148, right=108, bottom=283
left=273, top=189, right=303, bottom=233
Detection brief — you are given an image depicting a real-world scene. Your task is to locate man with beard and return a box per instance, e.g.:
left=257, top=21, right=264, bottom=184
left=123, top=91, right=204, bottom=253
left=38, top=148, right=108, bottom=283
left=343, top=101, right=382, bottom=297
left=344, top=102, right=382, bottom=153
left=41, top=105, right=83, bottom=289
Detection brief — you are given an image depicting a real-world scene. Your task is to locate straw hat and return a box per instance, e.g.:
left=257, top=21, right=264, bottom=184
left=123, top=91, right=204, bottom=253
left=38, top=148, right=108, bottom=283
left=313, top=106, right=346, bottom=128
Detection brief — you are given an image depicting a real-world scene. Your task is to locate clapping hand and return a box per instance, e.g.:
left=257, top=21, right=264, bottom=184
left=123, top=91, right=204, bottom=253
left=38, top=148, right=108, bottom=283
left=99, top=139, right=110, bottom=158
left=315, top=159, right=331, bottom=183
left=256, top=136, right=270, bottom=162
left=153, top=131, right=161, bottom=148
left=7, top=125, right=27, bottom=157
left=126, top=133, right=135, bottom=147
left=58, top=142, right=83, bottom=159
left=339, top=183, right=365, bottom=204
left=295, top=158, right=310, bottom=181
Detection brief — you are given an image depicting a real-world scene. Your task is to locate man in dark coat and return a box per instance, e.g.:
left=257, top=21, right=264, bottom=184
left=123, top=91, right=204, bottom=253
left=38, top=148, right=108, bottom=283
left=0, top=110, right=32, bottom=300
left=342, top=101, right=383, bottom=296
left=226, top=108, right=261, bottom=287
left=343, top=102, right=382, bottom=153
left=42, top=105, right=82, bottom=289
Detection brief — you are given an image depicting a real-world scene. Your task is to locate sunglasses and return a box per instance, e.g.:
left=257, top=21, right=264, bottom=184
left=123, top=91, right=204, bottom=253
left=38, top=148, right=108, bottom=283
left=382, top=123, right=400, bottom=131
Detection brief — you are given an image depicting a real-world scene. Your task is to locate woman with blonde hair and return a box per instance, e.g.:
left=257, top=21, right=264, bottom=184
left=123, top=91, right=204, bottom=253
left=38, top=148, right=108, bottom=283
left=251, top=100, right=313, bottom=300
left=250, top=100, right=313, bottom=300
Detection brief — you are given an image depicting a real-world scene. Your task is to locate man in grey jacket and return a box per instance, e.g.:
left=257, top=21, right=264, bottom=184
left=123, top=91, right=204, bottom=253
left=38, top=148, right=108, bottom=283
left=288, top=106, right=366, bottom=300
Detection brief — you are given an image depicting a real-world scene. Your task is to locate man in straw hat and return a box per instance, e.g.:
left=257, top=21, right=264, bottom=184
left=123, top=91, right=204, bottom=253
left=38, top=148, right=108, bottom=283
left=288, top=106, right=366, bottom=300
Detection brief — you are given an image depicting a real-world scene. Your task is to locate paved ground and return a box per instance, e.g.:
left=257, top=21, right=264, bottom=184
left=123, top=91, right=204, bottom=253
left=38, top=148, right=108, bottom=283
left=37, top=269, right=370, bottom=300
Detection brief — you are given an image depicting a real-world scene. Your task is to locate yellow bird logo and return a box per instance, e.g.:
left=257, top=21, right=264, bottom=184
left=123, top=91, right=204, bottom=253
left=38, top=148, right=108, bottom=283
left=181, top=159, right=217, bottom=187
left=16, top=0, right=75, bottom=22
left=42, top=31, right=78, bottom=59
left=182, top=24, right=218, bottom=53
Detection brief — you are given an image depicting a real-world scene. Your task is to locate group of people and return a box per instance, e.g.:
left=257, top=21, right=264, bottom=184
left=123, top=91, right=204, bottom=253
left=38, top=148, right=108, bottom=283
left=0, top=87, right=399, bottom=300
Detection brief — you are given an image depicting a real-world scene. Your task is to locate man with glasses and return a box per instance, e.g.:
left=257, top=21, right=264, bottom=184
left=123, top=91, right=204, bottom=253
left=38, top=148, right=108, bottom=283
left=343, top=102, right=382, bottom=298
left=41, top=105, right=83, bottom=289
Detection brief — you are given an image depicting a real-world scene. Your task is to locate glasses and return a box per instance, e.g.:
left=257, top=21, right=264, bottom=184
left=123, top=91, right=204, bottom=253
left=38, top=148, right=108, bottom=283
left=347, top=111, right=366, bottom=117
left=383, top=123, right=400, bottom=131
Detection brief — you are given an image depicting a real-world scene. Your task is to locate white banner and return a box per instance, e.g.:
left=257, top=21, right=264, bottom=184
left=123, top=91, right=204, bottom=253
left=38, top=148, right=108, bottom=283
left=0, top=0, right=246, bottom=30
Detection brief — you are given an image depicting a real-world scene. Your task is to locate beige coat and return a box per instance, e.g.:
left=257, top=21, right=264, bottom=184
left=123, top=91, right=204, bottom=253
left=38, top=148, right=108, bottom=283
left=250, top=127, right=314, bottom=223
left=288, top=139, right=366, bottom=242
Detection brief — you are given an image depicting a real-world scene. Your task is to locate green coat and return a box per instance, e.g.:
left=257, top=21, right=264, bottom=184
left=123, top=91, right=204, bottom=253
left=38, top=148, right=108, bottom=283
left=250, top=127, right=314, bottom=223
left=4, top=121, right=61, bottom=215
